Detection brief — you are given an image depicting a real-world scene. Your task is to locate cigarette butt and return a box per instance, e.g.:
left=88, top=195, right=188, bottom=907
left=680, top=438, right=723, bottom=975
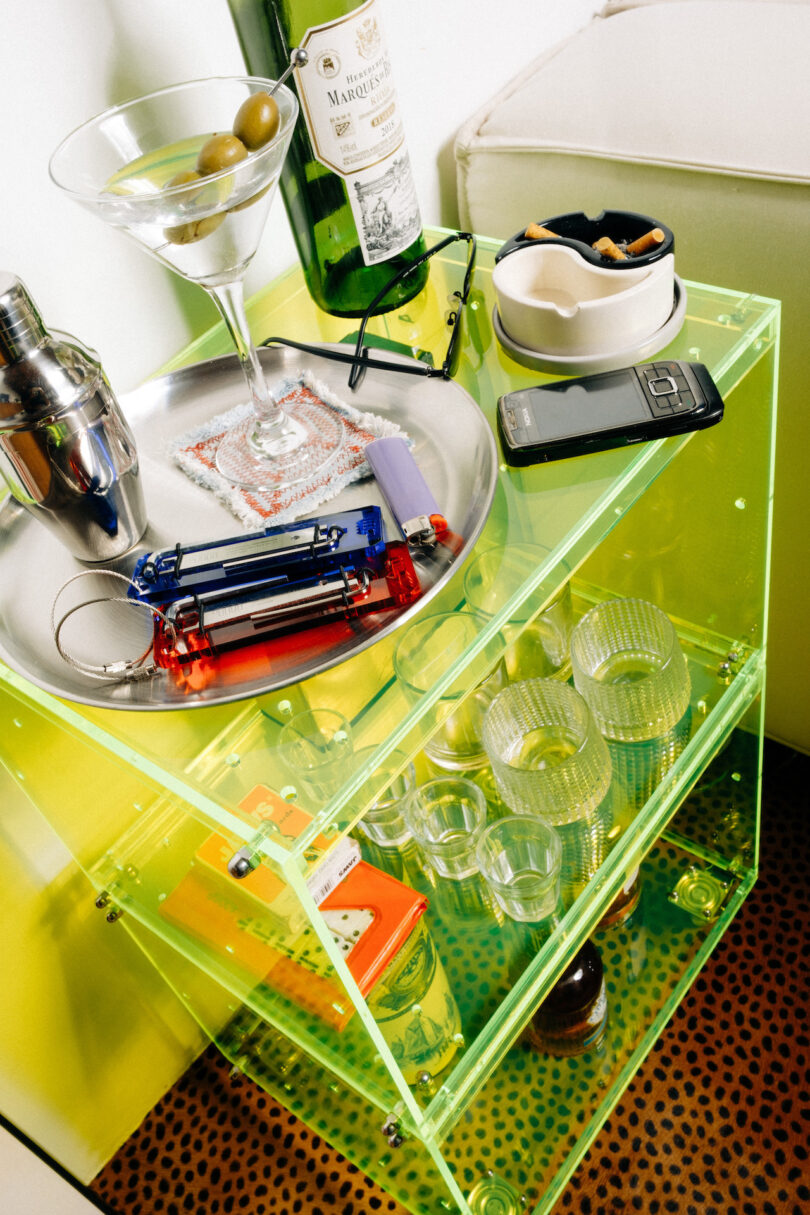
left=592, top=235, right=626, bottom=261
left=626, top=227, right=666, bottom=257
left=524, top=222, right=559, bottom=240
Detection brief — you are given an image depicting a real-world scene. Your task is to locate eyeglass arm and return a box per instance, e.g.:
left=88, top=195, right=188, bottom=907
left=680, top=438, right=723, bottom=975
left=259, top=231, right=477, bottom=390
left=348, top=231, right=476, bottom=389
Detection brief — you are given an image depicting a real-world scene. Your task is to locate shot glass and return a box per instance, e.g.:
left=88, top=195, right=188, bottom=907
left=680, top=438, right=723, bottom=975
left=393, top=610, right=507, bottom=771
left=354, top=749, right=434, bottom=893
left=571, top=597, right=692, bottom=818
left=463, top=544, right=573, bottom=681
left=356, top=749, right=417, bottom=848
left=404, top=776, right=488, bottom=880
left=476, top=815, right=563, bottom=923
left=278, top=708, right=353, bottom=803
left=481, top=679, right=613, bottom=906
left=476, top=814, right=609, bottom=1058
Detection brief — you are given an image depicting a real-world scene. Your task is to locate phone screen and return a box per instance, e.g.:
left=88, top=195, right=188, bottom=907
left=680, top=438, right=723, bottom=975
left=521, top=372, right=650, bottom=443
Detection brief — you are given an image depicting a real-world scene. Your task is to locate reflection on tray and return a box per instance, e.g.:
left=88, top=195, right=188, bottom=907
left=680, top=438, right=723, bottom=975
left=124, top=506, right=423, bottom=691
left=127, top=505, right=472, bottom=694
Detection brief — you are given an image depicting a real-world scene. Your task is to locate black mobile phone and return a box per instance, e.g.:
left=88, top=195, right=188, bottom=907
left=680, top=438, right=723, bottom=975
left=497, top=360, right=724, bottom=466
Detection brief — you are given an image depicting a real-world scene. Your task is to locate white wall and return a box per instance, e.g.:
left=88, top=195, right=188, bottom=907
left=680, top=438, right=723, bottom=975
left=1, top=0, right=597, bottom=393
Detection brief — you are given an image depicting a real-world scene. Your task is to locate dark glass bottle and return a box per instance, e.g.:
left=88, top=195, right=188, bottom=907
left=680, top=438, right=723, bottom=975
left=530, top=938, right=607, bottom=1056
left=227, top=0, right=428, bottom=316
left=598, top=864, right=642, bottom=929
left=513, top=920, right=608, bottom=1057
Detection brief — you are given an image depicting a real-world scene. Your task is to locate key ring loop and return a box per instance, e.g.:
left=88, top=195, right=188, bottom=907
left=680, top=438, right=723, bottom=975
left=51, top=569, right=175, bottom=682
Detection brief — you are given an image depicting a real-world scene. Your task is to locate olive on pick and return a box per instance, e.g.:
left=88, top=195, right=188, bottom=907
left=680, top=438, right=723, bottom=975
left=165, top=167, right=206, bottom=205
left=196, top=133, right=248, bottom=176
left=228, top=182, right=272, bottom=214
left=166, top=168, right=203, bottom=190
left=233, top=92, right=280, bottom=150
left=164, top=212, right=226, bottom=246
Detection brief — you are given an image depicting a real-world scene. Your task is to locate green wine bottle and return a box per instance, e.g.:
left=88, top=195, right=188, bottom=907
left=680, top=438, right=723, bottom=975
left=228, top=0, right=428, bottom=317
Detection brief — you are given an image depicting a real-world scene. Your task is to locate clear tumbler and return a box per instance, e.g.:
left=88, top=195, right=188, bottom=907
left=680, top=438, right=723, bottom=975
left=355, top=749, right=435, bottom=895
left=404, top=775, right=489, bottom=880
left=393, top=610, right=507, bottom=771
left=481, top=679, right=613, bottom=907
left=475, top=814, right=562, bottom=923
left=278, top=708, right=353, bottom=804
left=571, top=597, right=692, bottom=819
left=406, top=774, right=501, bottom=921
left=463, top=544, right=573, bottom=682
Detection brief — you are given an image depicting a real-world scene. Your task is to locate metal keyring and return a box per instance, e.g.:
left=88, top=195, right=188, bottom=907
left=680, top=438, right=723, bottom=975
left=51, top=569, right=175, bottom=682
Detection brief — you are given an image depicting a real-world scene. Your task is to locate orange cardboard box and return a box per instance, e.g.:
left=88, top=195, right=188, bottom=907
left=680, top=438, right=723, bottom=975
left=159, top=785, right=427, bottom=1030
left=193, top=784, right=356, bottom=935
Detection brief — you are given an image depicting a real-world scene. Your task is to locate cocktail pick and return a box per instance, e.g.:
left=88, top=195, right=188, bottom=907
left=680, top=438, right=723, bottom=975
left=271, top=47, right=309, bottom=95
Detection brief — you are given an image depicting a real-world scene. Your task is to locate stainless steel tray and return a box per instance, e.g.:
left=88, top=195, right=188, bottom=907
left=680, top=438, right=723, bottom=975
left=0, top=345, right=498, bottom=710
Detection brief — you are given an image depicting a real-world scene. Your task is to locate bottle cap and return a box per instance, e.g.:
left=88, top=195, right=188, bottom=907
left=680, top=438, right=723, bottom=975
left=0, top=273, right=48, bottom=364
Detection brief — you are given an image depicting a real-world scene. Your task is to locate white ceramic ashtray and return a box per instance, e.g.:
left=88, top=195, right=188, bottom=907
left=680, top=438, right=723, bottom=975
left=491, top=277, right=687, bottom=377
left=492, top=243, right=675, bottom=358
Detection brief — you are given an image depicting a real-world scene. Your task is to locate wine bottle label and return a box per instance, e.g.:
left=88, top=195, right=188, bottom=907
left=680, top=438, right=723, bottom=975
left=295, top=0, right=422, bottom=266
left=581, top=982, right=608, bottom=1045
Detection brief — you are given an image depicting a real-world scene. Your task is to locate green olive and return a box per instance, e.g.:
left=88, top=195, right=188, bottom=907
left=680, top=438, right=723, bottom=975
left=228, top=182, right=272, bottom=213
left=233, top=92, right=280, bottom=150
left=164, top=168, right=205, bottom=204
left=166, top=168, right=202, bottom=190
left=196, top=133, right=248, bottom=176
left=164, top=211, right=226, bottom=245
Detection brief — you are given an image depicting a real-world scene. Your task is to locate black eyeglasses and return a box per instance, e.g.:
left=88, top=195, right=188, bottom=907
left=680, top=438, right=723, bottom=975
left=259, top=231, right=477, bottom=391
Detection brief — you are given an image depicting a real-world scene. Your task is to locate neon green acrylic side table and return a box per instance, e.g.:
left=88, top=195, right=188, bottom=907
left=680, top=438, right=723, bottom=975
left=0, top=230, right=779, bottom=1214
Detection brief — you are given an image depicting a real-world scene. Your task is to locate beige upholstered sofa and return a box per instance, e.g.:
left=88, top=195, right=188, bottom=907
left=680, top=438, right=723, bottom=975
left=455, top=0, right=810, bottom=750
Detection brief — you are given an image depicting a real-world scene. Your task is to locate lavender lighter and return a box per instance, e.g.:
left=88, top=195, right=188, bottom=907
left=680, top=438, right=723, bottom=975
left=365, top=437, right=448, bottom=547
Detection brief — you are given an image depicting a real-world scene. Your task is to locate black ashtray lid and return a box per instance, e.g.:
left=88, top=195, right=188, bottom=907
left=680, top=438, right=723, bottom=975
left=494, top=209, right=675, bottom=269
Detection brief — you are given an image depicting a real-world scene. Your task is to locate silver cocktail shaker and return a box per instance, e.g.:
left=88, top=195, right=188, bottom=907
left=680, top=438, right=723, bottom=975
left=0, top=273, right=147, bottom=562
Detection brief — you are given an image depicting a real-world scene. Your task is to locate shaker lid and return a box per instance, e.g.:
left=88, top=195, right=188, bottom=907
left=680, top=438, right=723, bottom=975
left=0, top=273, right=48, bottom=364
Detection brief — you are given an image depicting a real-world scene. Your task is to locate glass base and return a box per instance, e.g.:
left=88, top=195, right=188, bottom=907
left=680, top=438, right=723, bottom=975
left=215, top=401, right=344, bottom=492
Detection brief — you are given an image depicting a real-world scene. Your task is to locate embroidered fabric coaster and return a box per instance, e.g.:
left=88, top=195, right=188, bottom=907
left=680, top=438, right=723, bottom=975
left=169, top=371, right=405, bottom=530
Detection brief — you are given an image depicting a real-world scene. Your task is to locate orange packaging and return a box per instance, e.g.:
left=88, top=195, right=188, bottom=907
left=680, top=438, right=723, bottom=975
left=159, top=784, right=427, bottom=1030
left=193, top=783, right=359, bottom=934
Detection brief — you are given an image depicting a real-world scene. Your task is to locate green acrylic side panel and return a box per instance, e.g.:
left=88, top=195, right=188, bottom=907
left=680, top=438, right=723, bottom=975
left=0, top=685, right=412, bottom=1123
left=579, top=340, right=777, bottom=659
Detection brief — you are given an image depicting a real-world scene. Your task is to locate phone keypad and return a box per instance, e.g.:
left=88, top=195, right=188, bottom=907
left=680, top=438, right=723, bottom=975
left=640, top=362, right=696, bottom=414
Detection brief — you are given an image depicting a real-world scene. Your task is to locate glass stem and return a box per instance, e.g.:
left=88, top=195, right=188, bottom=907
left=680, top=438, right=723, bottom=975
left=206, top=280, right=284, bottom=431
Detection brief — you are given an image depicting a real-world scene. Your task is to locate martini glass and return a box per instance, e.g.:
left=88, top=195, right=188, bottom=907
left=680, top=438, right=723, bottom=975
left=49, top=74, right=344, bottom=491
